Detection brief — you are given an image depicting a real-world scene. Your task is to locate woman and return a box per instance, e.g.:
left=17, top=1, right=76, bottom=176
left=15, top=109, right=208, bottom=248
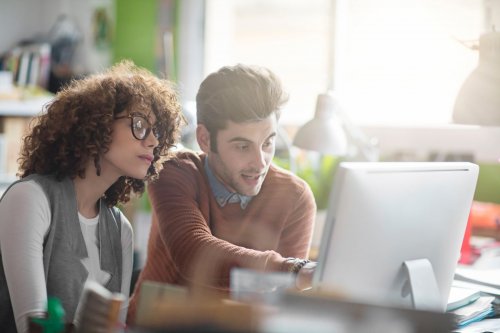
left=0, top=60, right=183, bottom=332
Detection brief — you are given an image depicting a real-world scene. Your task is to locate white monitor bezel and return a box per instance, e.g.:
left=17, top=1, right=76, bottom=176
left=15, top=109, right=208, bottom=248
left=313, top=162, right=479, bottom=311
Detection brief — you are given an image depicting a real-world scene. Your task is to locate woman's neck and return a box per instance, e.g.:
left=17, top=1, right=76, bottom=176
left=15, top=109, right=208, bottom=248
left=73, top=164, right=118, bottom=218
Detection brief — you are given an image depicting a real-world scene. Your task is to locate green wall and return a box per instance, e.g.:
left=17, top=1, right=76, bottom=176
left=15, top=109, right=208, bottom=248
left=475, top=164, right=500, bottom=204
left=114, top=0, right=158, bottom=72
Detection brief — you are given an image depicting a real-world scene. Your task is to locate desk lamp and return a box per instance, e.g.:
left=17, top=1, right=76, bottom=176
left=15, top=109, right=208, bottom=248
left=453, top=31, right=500, bottom=126
left=292, top=92, right=378, bottom=257
left=293, top=91, right=378, bottom=161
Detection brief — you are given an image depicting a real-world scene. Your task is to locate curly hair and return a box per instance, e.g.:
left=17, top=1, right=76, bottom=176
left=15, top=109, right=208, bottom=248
left=18, top=60, right=184, bottom=206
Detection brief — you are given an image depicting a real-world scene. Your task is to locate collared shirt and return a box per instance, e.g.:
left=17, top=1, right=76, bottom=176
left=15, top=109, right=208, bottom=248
left=204, top=158, right=253, bottom=209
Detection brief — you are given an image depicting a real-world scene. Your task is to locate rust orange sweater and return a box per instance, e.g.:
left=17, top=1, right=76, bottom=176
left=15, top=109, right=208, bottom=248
left=128, top=151, right=316, bottom=322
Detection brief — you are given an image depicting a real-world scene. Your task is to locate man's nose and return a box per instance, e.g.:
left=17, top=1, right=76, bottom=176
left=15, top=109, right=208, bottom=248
left=252, top=148, right=267, bottom=170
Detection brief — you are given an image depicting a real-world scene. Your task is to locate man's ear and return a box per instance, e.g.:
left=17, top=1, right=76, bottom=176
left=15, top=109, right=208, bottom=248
left=196, top=124, right=211, bottom=153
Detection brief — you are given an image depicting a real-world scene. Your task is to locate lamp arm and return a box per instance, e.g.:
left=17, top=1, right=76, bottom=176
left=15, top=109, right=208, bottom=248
left=335, top=110, right=378, bottom=161
left=277, top=125, right=297, bottom=174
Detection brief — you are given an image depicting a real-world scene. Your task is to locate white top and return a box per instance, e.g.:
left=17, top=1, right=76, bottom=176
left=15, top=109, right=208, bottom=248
left=0, top=180, right=134, bottom=333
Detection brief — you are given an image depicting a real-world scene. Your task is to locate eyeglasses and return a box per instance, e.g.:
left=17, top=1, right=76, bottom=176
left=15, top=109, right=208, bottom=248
left=115, top=112, right=162, bottom=141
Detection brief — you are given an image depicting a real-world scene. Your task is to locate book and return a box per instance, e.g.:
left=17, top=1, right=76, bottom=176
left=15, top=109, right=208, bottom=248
left=3, top=42, right=51, bottom=89
left=447, top=286, right=481, bottom=311
left=16, top=51, right=30, bottom=87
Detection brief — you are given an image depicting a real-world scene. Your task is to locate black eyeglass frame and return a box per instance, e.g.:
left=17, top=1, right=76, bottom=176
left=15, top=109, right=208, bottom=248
left=115, top=112, right=162, bottom=141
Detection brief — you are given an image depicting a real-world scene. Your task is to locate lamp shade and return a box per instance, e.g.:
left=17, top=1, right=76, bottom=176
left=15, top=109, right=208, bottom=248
left=293, top=93, right=348, bottom=156
left=453, top=31, right=500, bottom=125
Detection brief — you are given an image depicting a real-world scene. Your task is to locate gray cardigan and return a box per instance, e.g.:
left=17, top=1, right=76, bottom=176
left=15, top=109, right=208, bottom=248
left=0, top=174, right=122, bottom=332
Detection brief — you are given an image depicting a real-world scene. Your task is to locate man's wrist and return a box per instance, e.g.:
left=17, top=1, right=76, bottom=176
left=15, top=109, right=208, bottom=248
left=283, top=257, right=311, bottom=274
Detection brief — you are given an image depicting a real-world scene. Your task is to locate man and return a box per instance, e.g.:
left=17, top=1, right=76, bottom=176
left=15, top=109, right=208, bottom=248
left=128, top=64, right=316, bottom=322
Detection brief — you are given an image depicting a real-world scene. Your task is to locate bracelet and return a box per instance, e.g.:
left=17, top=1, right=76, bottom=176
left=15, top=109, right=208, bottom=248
left=284, top=258, right=311, bottom=274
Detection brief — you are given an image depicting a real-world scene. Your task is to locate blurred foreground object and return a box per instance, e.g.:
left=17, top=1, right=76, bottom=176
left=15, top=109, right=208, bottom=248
left=29, top=297, right=65, bottom=333
left=131, top=281, right=455, bottom=333
left=134, top=281, right=257, bottom=332
left=469, top=201, right=500, bottom=240
left=74, top=280, right=124, bottom=333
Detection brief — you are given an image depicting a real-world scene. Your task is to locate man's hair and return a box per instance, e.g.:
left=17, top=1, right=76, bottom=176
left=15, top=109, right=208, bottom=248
left=18, top=60, right=184, bottom=206
left=196, top=64, right=288, bottom=152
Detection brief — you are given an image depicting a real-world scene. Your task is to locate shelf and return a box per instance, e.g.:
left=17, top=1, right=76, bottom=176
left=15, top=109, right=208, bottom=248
left=0, top=96, right=53, bottom=117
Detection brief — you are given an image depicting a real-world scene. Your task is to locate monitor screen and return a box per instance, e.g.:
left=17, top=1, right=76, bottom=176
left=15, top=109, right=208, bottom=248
left=313, top=162, right=479, bottom=312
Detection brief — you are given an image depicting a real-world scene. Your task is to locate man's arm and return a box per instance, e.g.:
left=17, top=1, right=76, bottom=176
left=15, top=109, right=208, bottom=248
left=276, top=181, right=317, bottom=259
left=274, top=178, right=317, bottom=290
left=148, top=162, right=286, bottom=289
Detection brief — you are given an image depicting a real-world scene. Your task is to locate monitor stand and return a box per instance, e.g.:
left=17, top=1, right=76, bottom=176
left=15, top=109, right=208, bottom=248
left=403, top=259, right=442, bottom=311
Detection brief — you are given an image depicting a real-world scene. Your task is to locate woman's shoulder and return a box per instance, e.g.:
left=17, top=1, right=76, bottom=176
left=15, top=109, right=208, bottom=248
left=2, top=178, right=46, bottom=202
left=17, top=174, right=71, bottom=194
left=0, top=178, right=51, bottom=232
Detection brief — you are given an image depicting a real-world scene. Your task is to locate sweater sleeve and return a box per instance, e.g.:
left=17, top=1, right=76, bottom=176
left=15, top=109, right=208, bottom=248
left=148, top=161, right=285, bottom=289
left=276, top=181, right=317, bottom=259
left=0, top=181, right=51, bottom=333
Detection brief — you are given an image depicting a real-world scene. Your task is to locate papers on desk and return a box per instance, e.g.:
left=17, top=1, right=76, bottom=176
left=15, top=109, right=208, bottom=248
left=448, top=267, right=500, bottom=331
left=453, top=317, right=500, bottom=333
left=449, top=294, right=495, bottom=328
left=455, top=266, right=500, bottom=291
left=447, top=287, right=481, bottom=311
left=454, top=266, right=500, bottom=301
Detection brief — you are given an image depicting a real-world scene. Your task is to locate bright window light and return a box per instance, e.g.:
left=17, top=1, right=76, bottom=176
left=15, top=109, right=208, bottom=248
left=204, top=0, right=484, bottom=126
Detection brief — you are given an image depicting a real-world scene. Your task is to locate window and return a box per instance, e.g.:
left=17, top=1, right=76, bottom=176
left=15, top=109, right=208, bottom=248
left=204, top=0, right=485, bottom=126
left=205, top=0, right=330, bottom=126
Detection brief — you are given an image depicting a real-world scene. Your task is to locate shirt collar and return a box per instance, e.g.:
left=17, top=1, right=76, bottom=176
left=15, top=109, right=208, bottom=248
left=204, top=157, right=252, bottom=209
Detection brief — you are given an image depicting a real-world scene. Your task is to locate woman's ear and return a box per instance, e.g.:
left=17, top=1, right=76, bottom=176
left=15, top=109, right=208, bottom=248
left=196, top=124, right=211, bottom=154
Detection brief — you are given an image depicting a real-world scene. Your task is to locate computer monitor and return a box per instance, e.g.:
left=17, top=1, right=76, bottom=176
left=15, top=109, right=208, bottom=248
left=313, top=162, right=479, bottom=312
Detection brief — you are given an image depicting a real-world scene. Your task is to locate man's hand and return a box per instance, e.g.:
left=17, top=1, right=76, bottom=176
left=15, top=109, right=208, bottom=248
left=295, top=261, right=317, bottom=291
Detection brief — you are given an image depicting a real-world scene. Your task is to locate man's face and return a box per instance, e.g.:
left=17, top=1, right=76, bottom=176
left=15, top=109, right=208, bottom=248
left=202, top=115, right=278, bottom=196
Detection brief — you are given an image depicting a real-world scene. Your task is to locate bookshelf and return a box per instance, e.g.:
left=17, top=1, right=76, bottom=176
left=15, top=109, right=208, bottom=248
left=2, top=42, right=52, bottom=89
left=0, top=95, right=53, bottom=193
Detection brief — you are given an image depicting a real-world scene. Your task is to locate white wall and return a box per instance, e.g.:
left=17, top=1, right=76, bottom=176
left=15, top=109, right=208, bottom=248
left=0, top=0, right=113, bottom=74
left=0, top=0, right=54, bottom=53
left=484, top=0, right=500, bottom=30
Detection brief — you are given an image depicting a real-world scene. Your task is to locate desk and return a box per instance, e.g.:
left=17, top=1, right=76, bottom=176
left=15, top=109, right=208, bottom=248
left=128, top=291, right=456, bottom=333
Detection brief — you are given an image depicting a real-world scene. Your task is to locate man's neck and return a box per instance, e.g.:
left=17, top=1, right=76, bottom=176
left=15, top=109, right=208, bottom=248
left=203, top=156, right=252, bottom=209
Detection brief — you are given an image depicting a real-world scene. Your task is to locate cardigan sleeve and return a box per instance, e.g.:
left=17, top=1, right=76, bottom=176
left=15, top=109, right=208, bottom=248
left=0, top=181, right=50, bottom=333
